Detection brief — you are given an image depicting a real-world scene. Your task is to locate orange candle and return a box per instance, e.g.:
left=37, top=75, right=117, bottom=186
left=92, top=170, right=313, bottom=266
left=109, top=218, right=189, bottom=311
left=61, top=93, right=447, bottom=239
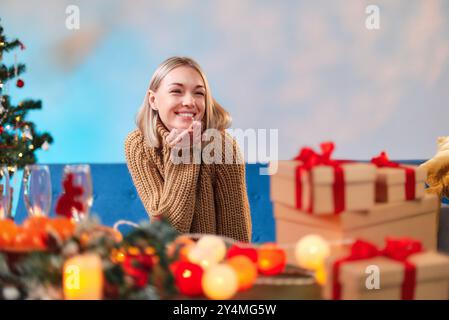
left=63, top=253, right=103, bottom=300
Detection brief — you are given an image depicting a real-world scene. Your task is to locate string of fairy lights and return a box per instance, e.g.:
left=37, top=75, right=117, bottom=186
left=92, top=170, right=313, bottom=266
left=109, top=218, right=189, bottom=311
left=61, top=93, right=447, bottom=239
left=113, top=219, right=352, bottom=297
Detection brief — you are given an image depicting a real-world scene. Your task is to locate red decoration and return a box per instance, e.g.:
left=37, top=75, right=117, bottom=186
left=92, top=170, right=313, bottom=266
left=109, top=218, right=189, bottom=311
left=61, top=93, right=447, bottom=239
left=0, top=126, right=3, bottom=135
left=332, top=238, right=423, bottom=300
left=174, top=261, right=204, bottom=296
left=16, top=79, right=24, bottom=88
left=227, top=243, right=258, bottom=263
left=55, top=173, right=85, bottom=218
left=122, top=252, right=156, bottom=289
left=371, top=151, right=417, bottom=200
left=19, top=41, right=26, bottom=50
left=294, top=142, right=351, bottom=214
left=257, top=243, right=286, bottom=276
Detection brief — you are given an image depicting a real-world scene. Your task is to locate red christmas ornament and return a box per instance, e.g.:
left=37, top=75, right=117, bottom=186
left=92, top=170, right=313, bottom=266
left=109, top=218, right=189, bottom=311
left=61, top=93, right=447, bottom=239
left=55, top=173, right=86, bottom=218
left=174, top=261, right=204, bottom=297
left=227, top=243, right=258, bottom=263
left=16, top=79, right=24, bottom=88
left=0, top=126, right=3, bottom=135
left=122, top=252, right=156, bottom=289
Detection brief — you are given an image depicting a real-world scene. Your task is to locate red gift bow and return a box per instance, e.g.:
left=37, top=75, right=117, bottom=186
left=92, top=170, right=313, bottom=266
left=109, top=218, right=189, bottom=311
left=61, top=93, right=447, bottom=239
left=294, top=142, right=348, bottom=214
left=332, top=238, right=423, bottom=300
left=371, top=151, right=416, bottom=200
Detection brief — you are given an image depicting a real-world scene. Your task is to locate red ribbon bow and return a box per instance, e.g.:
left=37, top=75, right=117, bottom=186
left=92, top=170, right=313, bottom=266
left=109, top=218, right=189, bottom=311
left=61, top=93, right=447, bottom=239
left=294, top=142, right=348, bottom=214
left=294, top=142, right=335, bottom=166
left=371, top=151, right=416, bottom=200
left=332, top=238, right=422, bottom=300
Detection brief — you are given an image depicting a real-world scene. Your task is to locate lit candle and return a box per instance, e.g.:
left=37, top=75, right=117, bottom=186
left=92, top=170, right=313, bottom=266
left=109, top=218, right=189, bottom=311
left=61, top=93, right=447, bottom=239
left=63, top=253, right=103, bottom=300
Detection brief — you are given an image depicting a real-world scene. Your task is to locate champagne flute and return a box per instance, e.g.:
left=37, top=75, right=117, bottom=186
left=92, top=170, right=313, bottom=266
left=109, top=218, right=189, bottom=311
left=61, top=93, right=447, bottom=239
left=0, top=166, right=12, bottom=219
left=22, top=164, right=52, bottom=217
left=63, top=164, right=93, bottom=222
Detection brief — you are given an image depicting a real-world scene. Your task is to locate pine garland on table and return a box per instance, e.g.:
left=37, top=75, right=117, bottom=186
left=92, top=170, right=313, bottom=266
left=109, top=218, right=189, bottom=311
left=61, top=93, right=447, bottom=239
left=0, top=216, right=180, bottom=300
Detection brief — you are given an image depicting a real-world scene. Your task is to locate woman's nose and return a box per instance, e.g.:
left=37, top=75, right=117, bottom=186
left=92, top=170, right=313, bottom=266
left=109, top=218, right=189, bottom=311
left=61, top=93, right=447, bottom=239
left=182, top=94, right=195, bottom=107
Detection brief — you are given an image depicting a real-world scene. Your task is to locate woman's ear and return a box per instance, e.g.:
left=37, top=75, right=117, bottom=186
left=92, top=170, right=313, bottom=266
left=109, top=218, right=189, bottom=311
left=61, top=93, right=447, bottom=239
left=148, top=90, right=157, bottom=111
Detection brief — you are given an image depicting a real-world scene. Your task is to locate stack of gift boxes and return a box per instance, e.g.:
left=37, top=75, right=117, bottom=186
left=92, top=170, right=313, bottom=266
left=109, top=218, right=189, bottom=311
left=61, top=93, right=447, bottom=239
left=269, top=143, right=449, bottom=299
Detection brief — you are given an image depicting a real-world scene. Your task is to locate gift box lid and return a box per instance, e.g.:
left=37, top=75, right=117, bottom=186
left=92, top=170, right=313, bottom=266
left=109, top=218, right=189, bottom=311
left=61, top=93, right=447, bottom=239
left=269, top=161, right=377, bottom=184
left=376, top=165, right=427, bottom=185
left=336, top=251, right=449, bottom=289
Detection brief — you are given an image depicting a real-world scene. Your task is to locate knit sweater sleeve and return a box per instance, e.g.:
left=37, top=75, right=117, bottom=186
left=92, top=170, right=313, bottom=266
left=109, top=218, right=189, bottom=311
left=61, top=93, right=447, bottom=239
left=214, top=132, right=252, bottom=243
left=124, top=129, right=200, bottom=233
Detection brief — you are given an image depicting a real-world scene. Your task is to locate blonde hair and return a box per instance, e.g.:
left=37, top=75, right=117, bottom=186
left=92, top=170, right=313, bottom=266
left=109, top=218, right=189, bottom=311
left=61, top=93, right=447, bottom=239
left=136, top=56, right=232, bottom=148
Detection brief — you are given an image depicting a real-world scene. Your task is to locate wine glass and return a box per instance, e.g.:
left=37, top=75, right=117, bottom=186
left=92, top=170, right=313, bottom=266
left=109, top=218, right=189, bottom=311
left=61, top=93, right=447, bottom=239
left=0, top=166, right=12, bottom=219
left=22, top=165, right=52, bottom=217
left=63, top=164, right=93, bottom=222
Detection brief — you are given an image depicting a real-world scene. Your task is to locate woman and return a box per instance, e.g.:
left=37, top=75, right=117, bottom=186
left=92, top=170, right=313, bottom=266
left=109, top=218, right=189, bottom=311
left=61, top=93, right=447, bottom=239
left=124, top=56, right=252, bottom=243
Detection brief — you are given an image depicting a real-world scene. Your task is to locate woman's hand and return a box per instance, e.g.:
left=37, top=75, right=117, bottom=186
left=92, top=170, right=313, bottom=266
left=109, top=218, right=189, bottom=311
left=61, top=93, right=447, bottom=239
left=166, top=120, right=202, bottom=149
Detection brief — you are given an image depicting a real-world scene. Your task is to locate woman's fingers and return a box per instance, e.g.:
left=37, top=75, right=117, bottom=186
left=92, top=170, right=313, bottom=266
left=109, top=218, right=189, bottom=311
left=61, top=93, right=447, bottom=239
left=166, top=121, right=202, bottom=148
left=175, top=128, right=191, bottom=142
left=192, top=121, right=202, bottom=145
left=166, top=129, right=178, bottom=145
left=169, top=128, right=191, bottom=147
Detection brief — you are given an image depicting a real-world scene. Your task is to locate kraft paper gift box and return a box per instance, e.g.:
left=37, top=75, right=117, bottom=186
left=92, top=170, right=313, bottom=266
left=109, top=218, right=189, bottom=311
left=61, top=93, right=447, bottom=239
left=274, top=193, right=439, bottom=264
left=322, top=239, right=449, bottom=300
left=374, top=166, right=427, bottom=203
left=371, top=151, right=427, bottom=203
left=269, top=161, right=377, bottom=215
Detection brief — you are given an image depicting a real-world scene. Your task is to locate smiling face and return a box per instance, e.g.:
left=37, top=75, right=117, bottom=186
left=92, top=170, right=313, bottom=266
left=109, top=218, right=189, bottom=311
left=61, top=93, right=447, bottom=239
left=149, top=66, right=206, bottom=131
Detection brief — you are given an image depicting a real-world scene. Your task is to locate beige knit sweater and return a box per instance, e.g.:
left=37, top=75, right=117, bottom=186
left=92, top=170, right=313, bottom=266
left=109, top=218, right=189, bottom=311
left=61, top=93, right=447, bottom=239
left=124, top=118, right=252, bottom=243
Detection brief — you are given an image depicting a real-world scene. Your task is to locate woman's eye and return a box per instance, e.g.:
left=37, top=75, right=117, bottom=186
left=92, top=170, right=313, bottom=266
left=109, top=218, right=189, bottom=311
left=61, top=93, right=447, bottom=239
left=170, top=90, right=181, bottom=94
left=196, top=92, right=205, bottom=96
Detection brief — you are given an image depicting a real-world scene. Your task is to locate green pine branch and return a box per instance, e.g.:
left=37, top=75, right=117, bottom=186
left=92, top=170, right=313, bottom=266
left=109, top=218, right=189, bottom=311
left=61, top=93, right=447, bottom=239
left=0, top=64, right=26, bottom=82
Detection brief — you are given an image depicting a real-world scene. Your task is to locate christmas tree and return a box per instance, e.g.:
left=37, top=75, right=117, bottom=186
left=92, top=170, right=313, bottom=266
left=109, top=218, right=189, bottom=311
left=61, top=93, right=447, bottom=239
left=0, top=20, right=53, bottom=175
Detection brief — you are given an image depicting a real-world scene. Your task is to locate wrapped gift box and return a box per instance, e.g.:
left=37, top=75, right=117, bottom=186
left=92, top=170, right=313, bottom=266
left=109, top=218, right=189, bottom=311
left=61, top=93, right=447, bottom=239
left=375, top=166, right=427, bottom=203
left=323, top=241, right=449, bottom=300
left=274, top=193, right=439, bottom=264
left=269, top=161, right=377, bottom=215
